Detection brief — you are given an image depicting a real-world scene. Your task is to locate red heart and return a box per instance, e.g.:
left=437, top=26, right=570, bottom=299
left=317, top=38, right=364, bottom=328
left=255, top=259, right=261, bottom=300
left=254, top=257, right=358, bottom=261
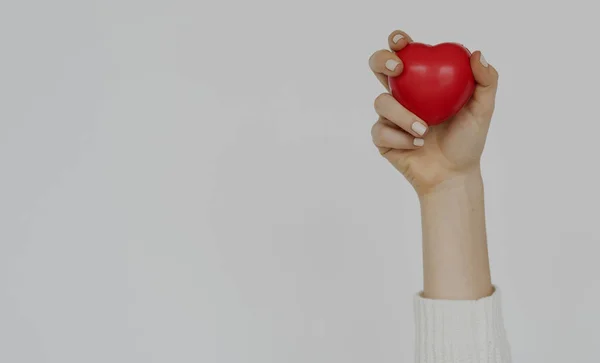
left=388, top=42, right=475, bottom=125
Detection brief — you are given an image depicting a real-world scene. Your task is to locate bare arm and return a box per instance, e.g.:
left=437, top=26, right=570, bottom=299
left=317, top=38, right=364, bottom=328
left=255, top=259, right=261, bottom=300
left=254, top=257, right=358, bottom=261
left=419, top=168, right=493, bottom=300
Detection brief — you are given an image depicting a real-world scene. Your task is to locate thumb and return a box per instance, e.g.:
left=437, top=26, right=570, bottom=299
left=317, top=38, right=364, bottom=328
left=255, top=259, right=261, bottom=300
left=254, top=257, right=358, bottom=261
left=469, top=51, right=499, bottom=119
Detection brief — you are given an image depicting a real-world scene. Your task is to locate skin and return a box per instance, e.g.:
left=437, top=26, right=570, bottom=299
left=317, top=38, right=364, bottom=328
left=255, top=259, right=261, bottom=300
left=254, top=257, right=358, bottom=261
left=369, top=30, right=499, bottom=300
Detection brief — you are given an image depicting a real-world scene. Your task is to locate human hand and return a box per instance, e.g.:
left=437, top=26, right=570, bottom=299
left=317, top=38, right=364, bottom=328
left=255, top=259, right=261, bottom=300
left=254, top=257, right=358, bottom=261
left=369, top=30, right=499, bottom=196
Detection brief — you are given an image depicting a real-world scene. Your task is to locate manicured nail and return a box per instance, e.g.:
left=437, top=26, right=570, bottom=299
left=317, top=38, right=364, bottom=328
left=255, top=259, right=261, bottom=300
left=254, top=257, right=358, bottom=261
left=411, top=122, right=427, bottom=136
left=385, top=59, right=400, bottom=72
left=392, top=34, right=404, bottom=44
left=413, top=138, right=424, bottom=147
left=480, top=53, right=489, bottom=68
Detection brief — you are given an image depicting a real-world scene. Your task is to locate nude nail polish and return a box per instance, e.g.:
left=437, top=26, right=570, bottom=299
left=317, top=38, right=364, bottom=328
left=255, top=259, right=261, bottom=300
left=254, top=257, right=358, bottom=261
left=385, top=59, right=400, bottom=72
left=392, top=34, right=404, bottom=44
left=411, top=122, right=427, bottom=136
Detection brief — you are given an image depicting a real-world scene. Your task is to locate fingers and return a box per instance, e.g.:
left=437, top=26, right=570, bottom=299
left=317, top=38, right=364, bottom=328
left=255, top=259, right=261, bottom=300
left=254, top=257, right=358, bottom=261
left=373, top=93, right=429, bottom=137
left=369, top=30, right=413, bottom=90
left=471, top=51, right=498, bottom=88
left=469, top=51, right=500, bottom=118
left=371, top=118, right=424, bottom=151
left=369, top=49, right=403, bottom=90
left=387, top=30, right=413, bottom=51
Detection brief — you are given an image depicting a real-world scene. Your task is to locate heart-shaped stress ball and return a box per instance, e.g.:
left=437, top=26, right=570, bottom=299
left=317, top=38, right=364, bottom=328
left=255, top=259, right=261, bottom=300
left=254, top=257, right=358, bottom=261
left=388, top=42, right=475, bottom=125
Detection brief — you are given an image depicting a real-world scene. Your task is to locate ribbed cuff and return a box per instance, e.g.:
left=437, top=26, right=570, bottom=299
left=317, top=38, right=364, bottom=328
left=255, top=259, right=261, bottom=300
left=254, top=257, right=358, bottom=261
left=413, top=287, right=512, bottom=363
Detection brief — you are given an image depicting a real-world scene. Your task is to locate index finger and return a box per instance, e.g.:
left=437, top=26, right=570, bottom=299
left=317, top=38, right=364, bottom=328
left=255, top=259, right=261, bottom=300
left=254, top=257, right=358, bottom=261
left=369, top=49, right=403, bottom=90
left=387, top=30, right=414, bottom=51
left=369, top=30, right=415, bottom=90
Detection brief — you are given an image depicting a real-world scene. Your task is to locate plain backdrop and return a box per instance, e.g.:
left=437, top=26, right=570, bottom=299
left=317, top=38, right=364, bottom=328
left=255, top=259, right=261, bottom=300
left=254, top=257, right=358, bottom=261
left=1, top=0, right=599, bottom=362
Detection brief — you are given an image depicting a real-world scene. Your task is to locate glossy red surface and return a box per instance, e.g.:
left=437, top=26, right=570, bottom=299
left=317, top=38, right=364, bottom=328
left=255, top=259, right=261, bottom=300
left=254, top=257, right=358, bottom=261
left=388, top=42, right=475, bottom=125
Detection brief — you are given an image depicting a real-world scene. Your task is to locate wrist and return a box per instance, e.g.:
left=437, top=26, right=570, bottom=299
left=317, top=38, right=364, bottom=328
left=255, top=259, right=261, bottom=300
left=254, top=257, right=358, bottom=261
left=417, top=166, right=483, bottom=201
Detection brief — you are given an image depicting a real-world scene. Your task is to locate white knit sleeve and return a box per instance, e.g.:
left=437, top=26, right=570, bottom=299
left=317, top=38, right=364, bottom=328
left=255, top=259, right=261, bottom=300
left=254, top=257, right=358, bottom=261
left=413, top=288, right=512, bottom=363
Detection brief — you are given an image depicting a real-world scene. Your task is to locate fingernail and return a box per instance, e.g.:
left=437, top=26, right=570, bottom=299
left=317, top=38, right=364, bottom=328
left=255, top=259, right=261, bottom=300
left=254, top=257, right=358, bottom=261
left=413, top=138, right=424, bottom=147
left=385, top=59, right=400, bottom=72
left=480, top=53, right=489, bottom=68
left=392, top=34, right=404, bottom=44
left=411, top=122, right=427, bottom=136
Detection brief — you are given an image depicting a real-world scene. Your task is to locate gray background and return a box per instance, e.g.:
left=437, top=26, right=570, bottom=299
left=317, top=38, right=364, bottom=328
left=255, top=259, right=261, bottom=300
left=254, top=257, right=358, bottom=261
left=1, top=0, right=598, bottom=362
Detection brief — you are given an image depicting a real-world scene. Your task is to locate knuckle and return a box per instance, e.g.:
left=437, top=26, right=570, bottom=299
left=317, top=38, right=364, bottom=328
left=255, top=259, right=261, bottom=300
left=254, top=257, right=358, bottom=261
left=373, top=93, right=390, bottom=113
left=374, top=48, right=389, bottom=57
left=371, top=122, right=388, bottom=145
left=369, top=49, right=389, bottom=67
left=371, top=122, right=382, bottom=143
left=368, top=52, right=376, bottom=67
left=489, top=66, right=500, bottom=82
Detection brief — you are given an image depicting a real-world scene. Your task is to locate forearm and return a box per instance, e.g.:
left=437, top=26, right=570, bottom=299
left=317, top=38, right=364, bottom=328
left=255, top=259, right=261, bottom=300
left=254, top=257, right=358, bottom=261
left=418, top=168, right=493, bottom=300
left=414, top=170, right=511, bottom=361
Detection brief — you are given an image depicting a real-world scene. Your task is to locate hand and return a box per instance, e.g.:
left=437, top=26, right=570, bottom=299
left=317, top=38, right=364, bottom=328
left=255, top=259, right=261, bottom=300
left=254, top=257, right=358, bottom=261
left=369, top=30, right=499, bottom=196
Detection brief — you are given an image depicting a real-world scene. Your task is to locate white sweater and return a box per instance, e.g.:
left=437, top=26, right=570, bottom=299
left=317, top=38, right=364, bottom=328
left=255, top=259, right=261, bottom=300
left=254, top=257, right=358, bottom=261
left=414, top=289, right=511, bottom=362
